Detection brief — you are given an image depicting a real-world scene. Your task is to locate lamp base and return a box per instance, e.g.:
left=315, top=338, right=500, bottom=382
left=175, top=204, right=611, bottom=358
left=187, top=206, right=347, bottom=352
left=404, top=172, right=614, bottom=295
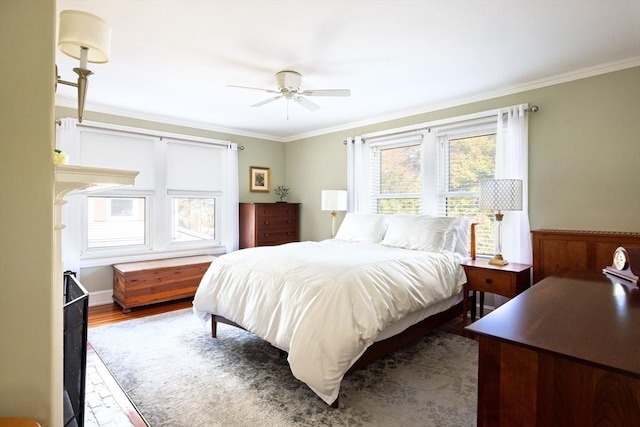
left=488, top=254, right=509, bottom=266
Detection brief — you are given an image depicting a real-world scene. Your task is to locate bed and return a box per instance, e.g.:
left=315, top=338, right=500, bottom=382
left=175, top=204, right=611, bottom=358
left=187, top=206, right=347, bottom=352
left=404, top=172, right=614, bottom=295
left=193, top=213, right=473, bottom=407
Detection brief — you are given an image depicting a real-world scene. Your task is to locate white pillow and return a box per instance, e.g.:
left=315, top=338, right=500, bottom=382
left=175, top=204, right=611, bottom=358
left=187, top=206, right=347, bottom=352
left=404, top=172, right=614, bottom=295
left=380, top=214, right=471, bottom=255
left=334, top=213, right=390, bottom=243
left=440, top=217, right=471, bottom=257
left=450, top=217, right=471, bottom=257
left=380, top=215, right=451, bottom=252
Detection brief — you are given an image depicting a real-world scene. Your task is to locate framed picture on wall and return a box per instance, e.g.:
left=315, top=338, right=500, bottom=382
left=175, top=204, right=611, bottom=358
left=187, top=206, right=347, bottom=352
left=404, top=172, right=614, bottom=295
left=250, top=166, right=270, bottom=192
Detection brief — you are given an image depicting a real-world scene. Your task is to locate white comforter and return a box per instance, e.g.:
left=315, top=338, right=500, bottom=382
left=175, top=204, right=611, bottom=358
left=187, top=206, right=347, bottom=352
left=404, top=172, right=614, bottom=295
left=192, top=239, right=466, bottom=404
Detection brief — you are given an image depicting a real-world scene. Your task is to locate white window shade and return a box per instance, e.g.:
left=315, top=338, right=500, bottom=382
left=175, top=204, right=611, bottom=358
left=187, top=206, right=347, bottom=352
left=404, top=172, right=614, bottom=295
left=166, top=141, right=222, bottom=192
left=79, top=130, right=155, bottom=190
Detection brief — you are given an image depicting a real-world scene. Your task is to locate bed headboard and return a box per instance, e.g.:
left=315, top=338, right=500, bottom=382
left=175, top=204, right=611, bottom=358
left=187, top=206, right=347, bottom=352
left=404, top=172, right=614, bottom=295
left=531, top=229, right=640, bottom=283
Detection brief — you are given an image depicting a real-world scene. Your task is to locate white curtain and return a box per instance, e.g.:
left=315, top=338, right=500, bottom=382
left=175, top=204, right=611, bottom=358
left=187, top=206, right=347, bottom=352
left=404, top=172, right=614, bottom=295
left=495, top=104, right=532, bottom=265
left=223, top=143, right=239, bottom=253
left=56, top=118, right=82, bottom=275
left=346, top=136, right=365, bottom=212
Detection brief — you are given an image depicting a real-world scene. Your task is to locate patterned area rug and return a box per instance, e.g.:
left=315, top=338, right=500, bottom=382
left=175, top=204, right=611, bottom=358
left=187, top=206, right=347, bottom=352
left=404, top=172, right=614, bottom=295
left=88, top=308, right=478, bottom=426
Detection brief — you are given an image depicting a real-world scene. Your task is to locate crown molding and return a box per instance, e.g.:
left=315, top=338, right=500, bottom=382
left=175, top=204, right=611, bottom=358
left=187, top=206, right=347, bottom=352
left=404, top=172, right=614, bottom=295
left=56, top=57, right=640, bottom=143
left=286, top=57, right=640, bottom=142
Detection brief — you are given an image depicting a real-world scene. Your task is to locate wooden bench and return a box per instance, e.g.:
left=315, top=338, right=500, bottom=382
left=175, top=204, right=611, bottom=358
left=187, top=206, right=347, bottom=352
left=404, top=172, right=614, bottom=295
left=113, top=255, right=215, bottom=313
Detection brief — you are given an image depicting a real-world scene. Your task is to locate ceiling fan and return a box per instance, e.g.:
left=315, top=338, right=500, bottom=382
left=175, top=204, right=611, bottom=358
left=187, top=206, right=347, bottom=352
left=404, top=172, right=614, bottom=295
left=228, top=70, right=351, bottom=112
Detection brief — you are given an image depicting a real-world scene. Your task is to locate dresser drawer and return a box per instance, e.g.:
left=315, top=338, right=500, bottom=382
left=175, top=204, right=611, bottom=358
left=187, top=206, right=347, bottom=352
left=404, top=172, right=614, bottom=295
left=257, top=216, right=297, bottom=230
left=465, top=269, right=514, bottom=294
left=256, top=204, right=298, bottom=218
left=256, top=230, right=297, bottom=246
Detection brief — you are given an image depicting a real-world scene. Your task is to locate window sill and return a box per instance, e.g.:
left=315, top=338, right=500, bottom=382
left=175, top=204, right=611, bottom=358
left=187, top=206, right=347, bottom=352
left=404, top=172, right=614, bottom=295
left=79, top=246, right=227, bottom=269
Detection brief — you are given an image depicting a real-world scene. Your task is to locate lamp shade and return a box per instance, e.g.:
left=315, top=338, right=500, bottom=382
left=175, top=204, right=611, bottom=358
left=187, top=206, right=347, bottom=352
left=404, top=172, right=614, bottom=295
left=321, top=190, right=348, bottom=211
left=479, top=179, right=523, bottom=211
left=58, top=10, right=112, bottom=63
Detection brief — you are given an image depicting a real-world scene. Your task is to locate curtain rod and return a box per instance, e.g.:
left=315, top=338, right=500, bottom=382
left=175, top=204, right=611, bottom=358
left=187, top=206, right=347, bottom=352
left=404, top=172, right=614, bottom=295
left=344, top=104, right=540, bottom=144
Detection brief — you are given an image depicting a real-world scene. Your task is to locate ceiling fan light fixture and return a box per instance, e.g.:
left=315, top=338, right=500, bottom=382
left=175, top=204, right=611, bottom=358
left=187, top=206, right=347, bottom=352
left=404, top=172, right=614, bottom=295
left=230, top=69, right=351, bottom=115
left=276, top=70, right=302, bottom=91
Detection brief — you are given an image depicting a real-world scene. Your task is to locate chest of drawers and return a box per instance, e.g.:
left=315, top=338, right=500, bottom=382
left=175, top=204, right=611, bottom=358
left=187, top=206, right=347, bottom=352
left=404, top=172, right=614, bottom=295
left=239, top=203, right=300, bottom=248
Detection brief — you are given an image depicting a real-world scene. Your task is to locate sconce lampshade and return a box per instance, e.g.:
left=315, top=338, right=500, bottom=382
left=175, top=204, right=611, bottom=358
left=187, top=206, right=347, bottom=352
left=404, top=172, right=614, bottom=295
left=479, top=179, right=523, bottom=212
left=58, top=10, right=112, bottom=63
left=321, top=190, right=348, bottom=212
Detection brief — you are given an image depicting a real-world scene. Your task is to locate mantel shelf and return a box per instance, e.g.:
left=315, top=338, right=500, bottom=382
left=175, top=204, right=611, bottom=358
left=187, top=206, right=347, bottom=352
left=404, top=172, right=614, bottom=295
left=55, top=164, right=139, bottom=200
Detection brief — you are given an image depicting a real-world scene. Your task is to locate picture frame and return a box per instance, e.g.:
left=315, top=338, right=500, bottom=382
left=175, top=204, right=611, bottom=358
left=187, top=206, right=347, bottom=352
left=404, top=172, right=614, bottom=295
left=249, top=166, right=270, bottom=192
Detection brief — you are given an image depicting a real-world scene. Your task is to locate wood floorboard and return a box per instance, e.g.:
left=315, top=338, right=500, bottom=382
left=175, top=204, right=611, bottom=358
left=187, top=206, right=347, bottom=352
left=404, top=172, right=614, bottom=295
left=87, top=297, right=477, bottom=425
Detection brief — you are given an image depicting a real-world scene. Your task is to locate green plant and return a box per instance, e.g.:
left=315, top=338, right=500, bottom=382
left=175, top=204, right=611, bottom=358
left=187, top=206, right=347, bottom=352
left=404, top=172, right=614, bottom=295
left=274, top=186, right=289, bottom=202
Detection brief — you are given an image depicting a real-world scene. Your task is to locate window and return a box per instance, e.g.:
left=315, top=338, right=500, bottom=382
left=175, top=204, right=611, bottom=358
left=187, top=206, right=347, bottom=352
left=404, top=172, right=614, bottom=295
left=366, top=117, right=498, bottom=256
left=368, top=133, right=424, bottom=214
left=57, top=120, right=235, bottom=266
left=171, top=197, right=216, bottom=242
left=87, top=196, right=146, bottom=248
left=437, top=133, right=496, bottom=255
left=371, top=143, right=422, bottom=214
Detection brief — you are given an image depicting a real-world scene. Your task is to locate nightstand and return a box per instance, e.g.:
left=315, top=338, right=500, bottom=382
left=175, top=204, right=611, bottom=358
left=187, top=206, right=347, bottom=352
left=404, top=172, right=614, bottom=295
left=461, top=259, right=532, bottom=324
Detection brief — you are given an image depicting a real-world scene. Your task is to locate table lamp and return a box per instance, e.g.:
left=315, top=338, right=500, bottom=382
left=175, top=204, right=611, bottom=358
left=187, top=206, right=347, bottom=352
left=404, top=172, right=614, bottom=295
left=479, top=179, right=523, bottom=266
left=321, top=190, right=347, bottom=238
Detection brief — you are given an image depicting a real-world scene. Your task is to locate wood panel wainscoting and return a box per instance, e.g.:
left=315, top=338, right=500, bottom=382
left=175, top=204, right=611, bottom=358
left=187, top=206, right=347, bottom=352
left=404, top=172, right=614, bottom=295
left=531, top=229, right=640, bottom=283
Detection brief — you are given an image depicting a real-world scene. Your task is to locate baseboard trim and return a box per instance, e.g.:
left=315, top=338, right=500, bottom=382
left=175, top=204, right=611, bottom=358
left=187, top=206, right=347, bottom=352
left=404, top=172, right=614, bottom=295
left=89, top=290, right=114, bottom=307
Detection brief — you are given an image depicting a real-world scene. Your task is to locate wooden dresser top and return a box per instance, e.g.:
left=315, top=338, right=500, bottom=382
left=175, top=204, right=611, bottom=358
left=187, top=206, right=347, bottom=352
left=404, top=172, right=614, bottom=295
left=466, top=271, right=640, bottom=377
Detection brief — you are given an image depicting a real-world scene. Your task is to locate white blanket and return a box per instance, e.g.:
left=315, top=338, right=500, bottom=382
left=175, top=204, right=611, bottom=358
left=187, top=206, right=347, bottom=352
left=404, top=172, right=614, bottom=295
left=193, top=239, right=466, bottom=404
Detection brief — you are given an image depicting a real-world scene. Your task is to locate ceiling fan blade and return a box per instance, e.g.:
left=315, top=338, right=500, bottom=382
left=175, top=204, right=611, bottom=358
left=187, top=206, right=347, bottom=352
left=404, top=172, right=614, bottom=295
left=251, top=95, right=282, bottom=107
left=299, top=89, right=351, bottom=97
left=227, top=84, right=281, bottom=95
left=294, top=96, right=320, bottom=111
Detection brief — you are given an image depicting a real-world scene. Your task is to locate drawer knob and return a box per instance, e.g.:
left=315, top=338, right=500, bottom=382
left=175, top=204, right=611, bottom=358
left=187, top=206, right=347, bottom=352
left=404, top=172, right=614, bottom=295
left=264, top=220, right=269, bottom=225
left=263, top=233, right=269, bottom=237
left=485, top=278, right=493, bottom=284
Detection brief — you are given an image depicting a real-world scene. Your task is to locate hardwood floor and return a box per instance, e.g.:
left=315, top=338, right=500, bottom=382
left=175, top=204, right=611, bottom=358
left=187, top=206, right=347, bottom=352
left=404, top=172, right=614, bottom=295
left=88, top=298, right=194, bottom=328
left=87, top=298, right=475, bottom=426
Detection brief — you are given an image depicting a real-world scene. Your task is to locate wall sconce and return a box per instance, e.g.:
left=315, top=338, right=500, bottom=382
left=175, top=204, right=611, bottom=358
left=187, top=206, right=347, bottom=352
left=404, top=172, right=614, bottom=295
left=321, top=190, right=348, bottom=238
left=56, top=10, right=112, bottom=123
left=479, top=179, right=523, bottom=266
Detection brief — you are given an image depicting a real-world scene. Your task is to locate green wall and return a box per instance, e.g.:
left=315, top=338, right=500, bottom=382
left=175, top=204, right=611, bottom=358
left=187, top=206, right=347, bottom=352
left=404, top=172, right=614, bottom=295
left=60, top=67, right=640, bottom=296
left=286, top=67, right=640, bottom=241
left=0, top=0, right=57, bottom=424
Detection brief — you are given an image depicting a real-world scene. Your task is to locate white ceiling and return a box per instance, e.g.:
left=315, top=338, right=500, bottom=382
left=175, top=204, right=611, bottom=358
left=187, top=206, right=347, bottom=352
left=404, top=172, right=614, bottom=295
left=55, top=1, right=640, bottom=142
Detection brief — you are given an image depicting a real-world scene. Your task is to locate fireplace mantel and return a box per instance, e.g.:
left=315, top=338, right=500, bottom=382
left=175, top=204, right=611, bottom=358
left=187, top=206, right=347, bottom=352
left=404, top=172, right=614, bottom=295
left=55, top=164, right=139, bottom=200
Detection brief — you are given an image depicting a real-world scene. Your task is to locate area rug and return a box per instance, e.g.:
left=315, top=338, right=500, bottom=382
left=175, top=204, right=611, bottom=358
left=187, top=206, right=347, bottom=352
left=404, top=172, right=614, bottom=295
left=88, top=308, right=478, bottom=427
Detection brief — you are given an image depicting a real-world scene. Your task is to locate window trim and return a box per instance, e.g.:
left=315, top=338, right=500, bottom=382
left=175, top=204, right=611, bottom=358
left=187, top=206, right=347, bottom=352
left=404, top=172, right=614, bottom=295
left=363, top=111, right=500, bottom=256
left=58, top=120, right=231, bottom=268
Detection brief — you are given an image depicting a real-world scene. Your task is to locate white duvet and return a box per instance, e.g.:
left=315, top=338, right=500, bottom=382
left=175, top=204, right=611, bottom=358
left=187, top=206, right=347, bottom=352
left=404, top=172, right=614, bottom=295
left=192, top=239, right=466, bottom=404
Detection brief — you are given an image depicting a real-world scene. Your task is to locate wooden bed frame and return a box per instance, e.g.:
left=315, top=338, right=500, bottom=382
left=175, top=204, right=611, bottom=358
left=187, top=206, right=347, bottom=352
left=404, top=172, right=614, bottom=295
left=207, top=224, right=477, bottom=407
